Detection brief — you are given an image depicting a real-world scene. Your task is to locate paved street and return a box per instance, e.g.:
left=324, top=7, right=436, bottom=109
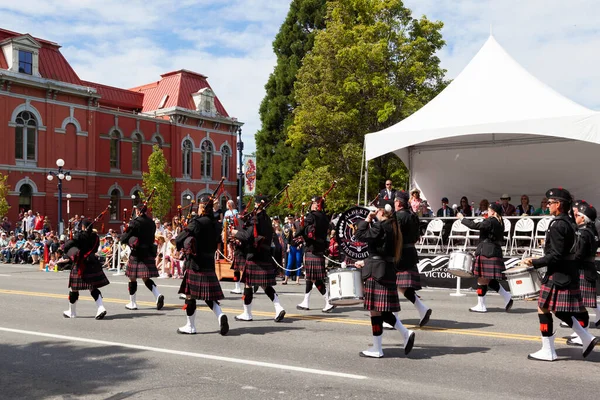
left=0, top=262, right=599, bottom=400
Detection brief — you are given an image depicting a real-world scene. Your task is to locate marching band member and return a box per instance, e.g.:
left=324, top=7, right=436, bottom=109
left=229, top=214, right=246, bottom=295
left=296, top=196, right=335, bottom=313
left=457, top=202, right=513, bottom=313
left=566, top=201, right=600, bottom=345
left=385, top=191, right=432, bottom=327
left=175, top=195, right=229, bottom=335
left=355, top=198, right=415, bottom=358
left=231, top=196, right=286, bottom=322
left=63, top=219, right=109, bottom=320
left=120, top=205, right=164, bottom=311
left=524, top=188, right=598, bottom=361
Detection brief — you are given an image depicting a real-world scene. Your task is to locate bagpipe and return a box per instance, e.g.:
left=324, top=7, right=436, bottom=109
left=70, top=203, right=111, bottom=276
left=293, top=180, right=337, bottom=246
left=122, top=187, right=157, bottom=234
left=200, top=177, right=226, bottom=217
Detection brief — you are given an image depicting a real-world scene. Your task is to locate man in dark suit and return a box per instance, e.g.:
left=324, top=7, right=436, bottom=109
left=379, top=180, right=396, bottom=201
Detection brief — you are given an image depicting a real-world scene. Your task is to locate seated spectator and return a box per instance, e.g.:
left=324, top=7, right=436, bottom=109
left=419, top=200, right=433, bottom=217
left=475, top=199, right=490, bottom=217
left=1, top=217, right=12, bottom=233
left=409, top=189, right=423, bottom=214
left=16, top=235, right=35, bottom=264
left=12, top=233, right=26, bottom=263
left=0, top=232, right=10, bottom=262
left=458, top=196, right=472, bottom=216
left=534, top=198, right=550, bottom=216
left=499, top=194, right=516, bottom=216
left=436, top=197, right=455, bottom=218
left=516, top=194, right=535, bottom=216
left=30, top=237, right=43, bottom=264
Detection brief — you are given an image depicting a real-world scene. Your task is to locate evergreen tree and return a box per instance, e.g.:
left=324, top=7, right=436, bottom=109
left=255, top=0, right=327, bottom=196
left=0, top=173, right=10, bottom=218
left=142, top=145, right=174, bottom=220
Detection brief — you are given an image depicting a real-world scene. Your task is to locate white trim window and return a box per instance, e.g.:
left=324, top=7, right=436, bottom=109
left=182, top=139, right=193, bottom=178
left=18, top=50, right=33, bottom=75
left=201, top=141, right=213, bottom=178
left=110, top=131, right=120, bottom=169
left=221, top=145, right=231, bottom=179
left=15, top=111, right=37, bottom=164
left=110, top=189, right=120, bottom=220
left=132, top=133, right=142, bottom=171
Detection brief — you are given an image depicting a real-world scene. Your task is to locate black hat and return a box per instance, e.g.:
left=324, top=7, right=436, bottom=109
left=287, top=214, right=294, bottom=219
left=574, top=199, right=587, bottom=208
left=311, top=195, right=323, bottom=203
left=488, top=202, right=502, bottom=215
left=255, top=195, right=269, bottom=204
left=377, top=198, right=394, bottom=210
left=82, top=219, right=93, bottom=229
left=395, top=191, right=409, bottom=202
left=545, top=187, right=572, bottom=202
left=273, top=216, right=280, bottom=220
left=198, top=195, right=211, bottom=203
left=577, top=202, right=597, bottom=221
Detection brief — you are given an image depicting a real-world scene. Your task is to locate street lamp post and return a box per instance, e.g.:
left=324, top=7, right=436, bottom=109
left=66, top=194, right=71, bottom=232
left=236, top=127, right=244, bottom=211
left=47, top=159, right=72, bottom=235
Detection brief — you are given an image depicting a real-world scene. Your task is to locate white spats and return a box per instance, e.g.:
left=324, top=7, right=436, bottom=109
left=94, top=296, right=107, bottom=320
left=497, top=287, right=513, bottom=311
left=125, top=294, right=138, bottom=310
left=296, top=292, right=311, bottom=310
left=469, top=296, right=487, bottom=313
left=151, top=286, right=164, bottom=310
left=394, top=318, right=416, bottom=355
left=212, top=302, right=223, bottom=319
left=63, top=302, right=76, bottom=319
left=593, top=308, right=600, bottom=328
left=528, top=335, right=557, bottom=361
left=414, top=297, right=432, bottom=327
left=230, top=282, right=242, bottom=294
left=570, top=316, right=599, bottom=358
left=273, top=294, right=286, bottom=322
left=360, top=335, right=383, bottom=358
left=235, top=304, right=253, bottom=321
left=177, top=312, right=197, bottom=334
left=322, top=289, right=335, bottom=313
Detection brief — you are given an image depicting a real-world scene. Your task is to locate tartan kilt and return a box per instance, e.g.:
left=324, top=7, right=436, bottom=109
left=125, top=255, right=159, bottom=279
left=579, top=269, right=598, bottom=308
left=230, top=253, right=246, bottom=272
left=396, top=266, right=422, bottom=290
left=363, top=276, right=400, bottom=312
left=241, top=259, right=276, bottom=287
left=304, top=252, right=326, bottom=281
left=472, top=255, right=505, bottom=280
left=179, top=269, right=224, bottom=301
left=68, top=257, right=109, bottom=291
left=538, top=277, right=582, bottom=312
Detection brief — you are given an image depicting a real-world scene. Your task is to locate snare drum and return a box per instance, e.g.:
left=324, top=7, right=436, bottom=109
left=328, top=268, right=364, bottom=306
left=504, top=266, right=542, bottom=300
left=448, top=251, right=474, bottom=278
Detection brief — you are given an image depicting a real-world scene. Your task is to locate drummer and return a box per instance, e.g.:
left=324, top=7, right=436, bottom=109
left=523, top=188, right=598, bottom=361
left=457, top=203, right=513, bottom=313
left=354, top=198, right=415, bottom=358
left=565, top=201, right=600, bottom=346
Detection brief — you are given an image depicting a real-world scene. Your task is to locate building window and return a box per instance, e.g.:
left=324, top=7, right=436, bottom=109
left=110, top=189, right=120, bottom=220
left=182, top=140, right=193, bottom=177
left=201, top=141, right=213, bottom=178
left=19, top=184, right=33, bottom=212
left=221, top=146, right=231, bottom=179
left=18, top=50, right=33, bottom=75
left=132, top=133, right=142, bottom=171
left=110, top=131, right=120, bottom=169
left=132, top=190, right=142, bottom=208
left=153, top=136, right=163, bottom=148
left=15, top=111, right=37, bottom=162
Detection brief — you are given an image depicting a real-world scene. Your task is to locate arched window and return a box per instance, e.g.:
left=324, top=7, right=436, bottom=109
left=153, top=135, right=163, bottom=148
left=201, top=141, right=213, bottom=178
left=182, top=140, right=193, bottom=177
left=15, top=111, right=37, bottom=162
left=110, top=189, right=120, bottom=220
left=132, top=133, right=142, bottom=171
left=19, top=184, right=33, bottom=212
left=110, top=131, right=120, bottom=169
left=221, top=146, right=231, bottom=179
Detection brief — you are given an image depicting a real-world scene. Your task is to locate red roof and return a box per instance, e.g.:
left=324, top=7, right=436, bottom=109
left=0, top=48, right=7, bottom=69
left=82, top=80, right=144, bottom=110
left=130, top=70, right=229, bottom=116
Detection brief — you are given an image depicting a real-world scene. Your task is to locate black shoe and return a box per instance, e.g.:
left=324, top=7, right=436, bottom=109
left=419, top=309, right=432, bottom=327
left=566, top=338, right=583, bottom=347
left=253, top=285, right=259, bottom=294
left=596, top=320, right=600, bottom=329
left=296, top=305, right=309, bottom=311
left=583, top=337, right=599, bottom=358
left=505, top=299, right=514, bottom=312
left=404, top=332, right=416, bottom=355
left=219, top=315, right=229, bottom=336
left=275, top=310, right=286, bottom=322
left=95, top=310, right=107, bottom=320
left=156, top=294, right=165, bottom=310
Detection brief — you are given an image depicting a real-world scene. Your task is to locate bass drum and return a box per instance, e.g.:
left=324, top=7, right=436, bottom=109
left=335, top=206, right=371, bottom=260
left=328, top=267, right=364, bottom=306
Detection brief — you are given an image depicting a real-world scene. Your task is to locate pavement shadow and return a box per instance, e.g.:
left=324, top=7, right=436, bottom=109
left=555, top=347, right=600, bottom=363
left=406, top=318, right=493, bottom=330
left=224, top=324, right=305, bottom=337
left=487, top=307, right=537, bottom=314
left=103, top=312, right=166, bottom=320
left=383, top=344, right=491, bottom=359
left=0, top=341, right=147, bottom=399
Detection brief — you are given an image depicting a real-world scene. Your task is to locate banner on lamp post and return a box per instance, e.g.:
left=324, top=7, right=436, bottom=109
left=243, top=155, right=256, bottom=195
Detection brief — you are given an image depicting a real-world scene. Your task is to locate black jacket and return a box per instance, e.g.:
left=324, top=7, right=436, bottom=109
left=461, top=217, right=504, bottom=258
left=300, top=210, right=329, bottom=254
left=575, top=224, right=598, bottom=282
left=235, top=211, right=273, bottom=263
left=395, top=209, right=420, bottom=270
left=64, top=228, right=100, bottom=268
left=120, top=213, right=156, bottom=259
left=175, top=214, right=217, bottom=272
left=355, top=219, right=398, bottom=282
left=379, top=188, right=396, bottom=201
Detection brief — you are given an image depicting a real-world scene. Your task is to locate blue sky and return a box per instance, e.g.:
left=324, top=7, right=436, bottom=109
left=1, top=0, right=599, bottom=156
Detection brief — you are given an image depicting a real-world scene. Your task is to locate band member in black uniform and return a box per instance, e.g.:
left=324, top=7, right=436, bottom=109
left=231, top=196, right=286, bottom=322
left=355, top=198, right=415, bottom=358
left=391, top=191, right=432, bottom=326
left=120, top=205, right=164, bottom=311
left=229, top=214, right=247, bottom=295
left=566, top=201, right=600, bottom=345
left=523, top=188, right=598, bottom=361
left=296, top=196, right=335, bottom=313
left=457, top=202, right=513, bottom=313
left=63, top=219, right=109, bottom=319
left=175, top=195, right=229, bottom=335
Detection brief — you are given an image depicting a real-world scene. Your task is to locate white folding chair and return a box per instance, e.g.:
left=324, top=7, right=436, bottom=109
left=447, top=219, right=469, bottom=253
left=534, top=217, right=553, bottom=249
left=464, top=218, right=483, bottom=250
left=510, top=217, right=535, bottom=255
left=419, top=219, right=443, bottom=254
left=503, top=218, right=512, bottom=256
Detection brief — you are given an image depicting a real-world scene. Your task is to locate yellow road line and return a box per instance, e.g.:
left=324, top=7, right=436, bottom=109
left=0, top=288, right=544, bottom=342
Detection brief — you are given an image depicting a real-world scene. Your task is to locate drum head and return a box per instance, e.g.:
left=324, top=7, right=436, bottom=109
left=336, top=207, right=371, bottom=260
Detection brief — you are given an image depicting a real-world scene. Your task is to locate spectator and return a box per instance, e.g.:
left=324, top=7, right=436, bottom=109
left=25, top=210, right=35, bottom=234
left=213, top=202, right=224, bottom=258
left=475, top=199, right=490, bottom=217
left=458, top=196, right=473, bottom=216
left=16, top=234, right=35, bottom=264
left=12, top=232, right=26, bottom=263
left=34, top=212, right=44, bottom=234
left=43, top=216, right=52, bottom=235
left=534, top=197, right=550, bottom=216
left=224, top=200, right=238, bottom=223
left=31, top=236, right=43, bottom=264
left=0, top=232, right=9, bottom=262
left=516, top=194, right=535, bottom=216
left=171, top=215, right=182, bottom=236
left=436, top=197, right=455, bottom=218
left=499, top=194, right=516, bottom=216
left=419, top=200, right=433, bottom=217
left=409, top=189, right=423, bottom=214
left=1, top=217, right=11, bottom=233
left=326, top=229, right=339, bottom=269
left=379, top=179, right=396, bottom=201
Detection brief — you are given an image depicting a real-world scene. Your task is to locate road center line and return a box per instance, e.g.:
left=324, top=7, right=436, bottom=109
left=0, top=326, right=368, bottom=380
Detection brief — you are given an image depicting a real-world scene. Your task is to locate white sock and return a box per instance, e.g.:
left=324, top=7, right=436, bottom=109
left=593, top=307, right=600, bottom=324
left=234, top=281, right=241, bottom=291
left=477, top=296, right=486, bottom=308
left=498, top=286, right=512, bottom=303
left=211, top=302, right=223, bottom=318
left=151, top=285, right=160, bottom=299
left=394, top=317, right=409, bottom=336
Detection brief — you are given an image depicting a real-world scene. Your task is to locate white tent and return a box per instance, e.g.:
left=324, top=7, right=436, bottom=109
left=364, top=35, right=600, bottom=208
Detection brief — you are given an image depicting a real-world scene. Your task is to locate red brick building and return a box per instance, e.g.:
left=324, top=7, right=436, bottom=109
left=0, top=28, right=241, bottom=231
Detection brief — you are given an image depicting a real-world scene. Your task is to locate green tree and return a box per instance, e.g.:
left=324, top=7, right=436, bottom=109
left=288, top=0, right=448, bottom=198
left=255, top=0, right=328, bottom=197
left=142, top=145, right=174, bottom=220
left=0, top=173, right=10, bottom=218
